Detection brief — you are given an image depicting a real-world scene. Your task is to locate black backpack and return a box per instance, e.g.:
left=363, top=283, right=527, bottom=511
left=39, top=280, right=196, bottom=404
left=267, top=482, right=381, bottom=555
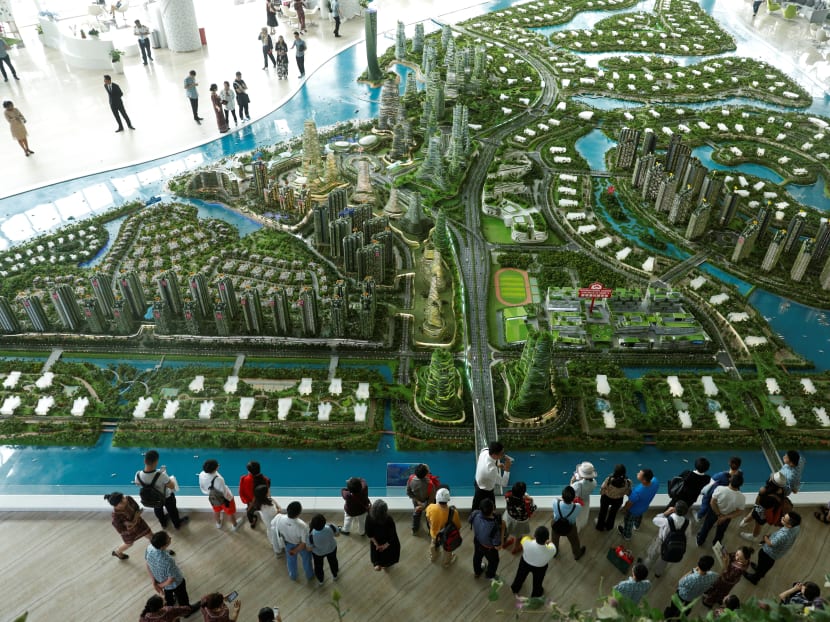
left=552, top=501, right=576, bottom=535
left=436, top=506, right=463, bottom=551
left=660, top=516, right=688, bottom=562
left=138, top=471, right=165, bottom=508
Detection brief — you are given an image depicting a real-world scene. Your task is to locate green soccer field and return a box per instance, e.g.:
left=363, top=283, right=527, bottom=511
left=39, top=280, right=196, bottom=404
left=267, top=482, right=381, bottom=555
left=504, top=316, right=529, bottom=343
left=496, top=269, right=530, bottom=305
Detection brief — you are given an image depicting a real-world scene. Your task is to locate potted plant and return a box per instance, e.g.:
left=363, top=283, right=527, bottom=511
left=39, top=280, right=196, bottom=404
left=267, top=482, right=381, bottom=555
left=110, top=48, right=124, bottom=73
left=88, top=28, right=100, bottom=38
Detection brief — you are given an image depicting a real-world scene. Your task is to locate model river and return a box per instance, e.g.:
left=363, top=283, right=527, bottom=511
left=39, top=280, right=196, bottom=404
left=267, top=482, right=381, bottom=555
left=0, top=0, right=828, bottom=497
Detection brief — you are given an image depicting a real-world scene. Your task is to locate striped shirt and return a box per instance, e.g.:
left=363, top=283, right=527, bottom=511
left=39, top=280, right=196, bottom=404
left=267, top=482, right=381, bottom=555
left=145, top=545, right=183, bottom=589
left=763, top=525, right=800, bottom=560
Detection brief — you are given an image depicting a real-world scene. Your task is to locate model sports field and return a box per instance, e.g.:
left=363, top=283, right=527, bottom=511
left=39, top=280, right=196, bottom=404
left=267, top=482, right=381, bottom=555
left=494, top=268, right=532, bottom=305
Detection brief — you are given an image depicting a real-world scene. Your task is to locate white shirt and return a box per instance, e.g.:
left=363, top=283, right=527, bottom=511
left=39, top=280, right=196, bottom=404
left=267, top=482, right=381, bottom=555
left=712, top=486, right=745, bottom=515
left=652, top=512, right=687, bottom=542
left=475, top=449, right=510, bottom=491
left=521, top=538, right=557, bottom=567
left=136, top=468, right=172, bottom=498
left=198, top=470, right=232, bottom=501
left=273, top=514, right=309, bottom=545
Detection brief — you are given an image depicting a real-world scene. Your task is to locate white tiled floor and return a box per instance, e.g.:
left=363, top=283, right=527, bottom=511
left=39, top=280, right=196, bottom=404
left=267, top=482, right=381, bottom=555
left=1, top=0, right=829, bottom=202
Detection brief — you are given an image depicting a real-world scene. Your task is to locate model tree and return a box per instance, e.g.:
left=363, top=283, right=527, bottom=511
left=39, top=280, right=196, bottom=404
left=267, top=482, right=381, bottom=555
left=510, top=331, right=554, bottom=416
left=420, top=347, right=461, bottom=415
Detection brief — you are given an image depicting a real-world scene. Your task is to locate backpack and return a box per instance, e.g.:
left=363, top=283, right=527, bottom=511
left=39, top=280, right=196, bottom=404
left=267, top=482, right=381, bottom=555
left=208, top=475, right=227, bottom=507
left=436, top=506, right=462, bottom=551
left=660, top=516, right=689, bottom=563
left=552, top=501, right=576, bottom=535
left=668, top=475, right=686, bottom=500
left=137, top=471, right=165, bottom=508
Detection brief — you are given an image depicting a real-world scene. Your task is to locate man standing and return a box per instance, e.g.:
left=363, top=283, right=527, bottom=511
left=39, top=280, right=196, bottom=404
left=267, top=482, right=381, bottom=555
left=291, top=31, right=307, bottom=79
left=472, top=440, right=512, bottom=512
left=780, top=449, right=804, bottom=495
left=551, top=486, right=586, bottom=560
left=612, top=563, right=651, bottom=605
left=272, top=501, right=314, bottom=581
left=510, top=525, right=556, bottom=598
left=696, top=456, right=742, bottom=521
left=184, top=70, right=203, bottom=124
left=104, top=75, right=134, bottom=133
left=0, top=38, right=19, bottom=81
left=646, top=500, right=689, bottom=578
left=134, top=19, right=153, bottom=65
left=744, top=511, right=801, bottom=584
left=667, top=457, right=710, bottom=511
left=426, top=488, right=461, bottom=567
left=469, top=498, right=504, bottom=580
left=663, top=555, right=718, bottom=620
left=618, top=468, right=659, bottom=540
left=696, top=473, right=745, bottom=547
left=406, top=463, right=438, bottom=535
left=145, top=531, right=200, bottom=614
left=135, top=450, right=188, bottom=529
left=331, top=0, right=342, bottom=37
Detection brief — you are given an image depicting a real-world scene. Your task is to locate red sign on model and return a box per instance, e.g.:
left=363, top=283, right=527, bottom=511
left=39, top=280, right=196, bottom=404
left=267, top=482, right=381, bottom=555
left=578, top=282, right=613, bottom=312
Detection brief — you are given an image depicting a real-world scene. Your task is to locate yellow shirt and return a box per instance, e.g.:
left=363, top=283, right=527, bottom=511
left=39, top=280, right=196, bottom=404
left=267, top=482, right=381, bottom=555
left=426, top=503, right=461, bottom=538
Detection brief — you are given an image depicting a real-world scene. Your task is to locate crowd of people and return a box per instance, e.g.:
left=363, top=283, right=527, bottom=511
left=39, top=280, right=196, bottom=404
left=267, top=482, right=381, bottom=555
left=102, top=444, right=823, bottom=620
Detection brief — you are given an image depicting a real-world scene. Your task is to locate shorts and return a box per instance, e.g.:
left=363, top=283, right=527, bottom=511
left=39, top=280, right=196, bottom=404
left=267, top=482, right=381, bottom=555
left=503, top=513, right=531, bottom=538
left=211, top=498, right=237, bottom=515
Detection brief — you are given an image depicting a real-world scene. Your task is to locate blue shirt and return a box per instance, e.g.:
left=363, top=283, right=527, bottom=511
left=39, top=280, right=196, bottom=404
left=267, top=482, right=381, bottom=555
left=184, top=76, right=197, bottom=99
left=627, top=478, right=659, bottom=516
left=677, top=570, right=718, bottom=602
left=145, top=545, right=183, bottom=590
left=780, top=460, right=804, bottom=495
left=308, top=523, right=338, bottom=556
left=552, top=499, right=582, bottom=524
left=469, top=510, right=501, bottom=546
left=763, top=525, right=799, bottom=560
left=613, top=578, right=652, bottom=604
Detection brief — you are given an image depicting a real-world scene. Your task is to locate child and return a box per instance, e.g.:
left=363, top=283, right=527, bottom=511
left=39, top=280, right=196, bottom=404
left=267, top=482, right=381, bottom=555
left=308, top=514, right=340, bottom=586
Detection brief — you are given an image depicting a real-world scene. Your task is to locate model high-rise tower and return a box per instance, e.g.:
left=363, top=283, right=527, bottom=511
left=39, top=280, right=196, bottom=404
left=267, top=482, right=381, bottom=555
left=19, top=294, right=49, bottom=332
left=118, top=271, right=147, bottom=321
left=188, top=273, right=212, bottom=319
left=395, top=20, right=406, bottom=59
left=783, top=211, right=807, bottom=254
left=0, top=296, right=21, bottom=334
left=268, top=286, right=292, bottom=336
left=82, top=298, right=108, bottom=334
left=50, top=284, right=84, bottom=331
left=298, top=286, right=319, bottom=336
left=790, top=239, right=813, bottom=282
left=761, top=230, right=787, bottom=272
left=89, top=272, right=115, bottom=318
left=616, top=128, right=642, bottom=170
left=157, top=270, right=183, bottom=316
left=216, top=276, right=239, bottom=321
left=378, top=78, right=401, bottom=131
left=301, top=119, right=324, bottom=182
left=241, top=288, right=264, bottom=334
left=732, top=221, right=760, bottom=263
left=364, top=7, right=383, bottom=82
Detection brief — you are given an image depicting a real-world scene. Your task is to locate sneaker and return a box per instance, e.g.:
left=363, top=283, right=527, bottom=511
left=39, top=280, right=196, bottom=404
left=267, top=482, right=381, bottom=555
left=574, top=545, right=586, bottom=561
left=412, top=529, right=419, bottom=536
left=617, top=525, right=631, bottom=541
left=739, top=516, right=750, bottom=527
left=739, top=531, right=755, bottom=541
left=174, top=516, right=190, bottom=529
left=333, top=573, right=339, bottom=582
left=443, top=553, right=457, bottom=568
left=215, top=519, right=223, bottom=529
left=317, top=580, right=324, bottom=587
left=340, top=530, right=350, bottom=536
left=232, top=519, right=244, bottom=532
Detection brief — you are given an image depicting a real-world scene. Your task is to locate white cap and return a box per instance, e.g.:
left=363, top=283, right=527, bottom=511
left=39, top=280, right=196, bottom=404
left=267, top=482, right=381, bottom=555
left=436, top=488, right=451, bottom=503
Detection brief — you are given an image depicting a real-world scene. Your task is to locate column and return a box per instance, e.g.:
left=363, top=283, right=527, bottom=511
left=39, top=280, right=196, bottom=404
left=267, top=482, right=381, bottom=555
left=159, top=0, right=200, bottom=52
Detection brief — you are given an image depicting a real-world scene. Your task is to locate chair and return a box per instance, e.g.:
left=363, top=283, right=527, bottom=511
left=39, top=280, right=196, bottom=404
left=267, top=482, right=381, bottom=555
left=87, top=4, right=108, bottom=23
left=285, top=6, right=300, bottom=28
left=114, top=0, right=130, bottom=26
left=783, top=4, right=799, bottom=18
left=768, top=0, right=783, bottom=11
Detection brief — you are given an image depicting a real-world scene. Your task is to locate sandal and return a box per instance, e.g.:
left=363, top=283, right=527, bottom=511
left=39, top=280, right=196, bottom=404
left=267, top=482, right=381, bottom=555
left=111, top=550, right=129, bottom=560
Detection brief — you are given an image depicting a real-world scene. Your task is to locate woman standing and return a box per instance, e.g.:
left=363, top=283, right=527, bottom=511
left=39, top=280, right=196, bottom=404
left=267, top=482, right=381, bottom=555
left=365, top=499, right=400, bottom=571
left=293, top=0, right=306, bottom=32
left=219, top=81, right=238, bottom=127
left=308, top=514, right=340, bottom=585
left=266, top=0, right=279, bottom=34
left=570, top=461, right=597, bottom=532
left=274, top=35, right=289, bottom=80
left=702, top=546, right=753, bottom=608
left=105, top=491, right=152, bottom=560
left=3, top=100, right=32, bottom=157
left=200, top=592, right=241, bottom=622
left=209, top=84, right=229, bottom=134
left=503, top=481, right=536, bottom=554
left=596, top=464, right=632, bottom=531
left=258, top=28, right=277, bottom=70
left=140, top=595, right=194, bottom=622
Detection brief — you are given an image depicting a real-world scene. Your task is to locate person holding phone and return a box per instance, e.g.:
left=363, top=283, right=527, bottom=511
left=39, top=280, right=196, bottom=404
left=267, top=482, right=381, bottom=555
left=199, top=592, right=241, bottom=622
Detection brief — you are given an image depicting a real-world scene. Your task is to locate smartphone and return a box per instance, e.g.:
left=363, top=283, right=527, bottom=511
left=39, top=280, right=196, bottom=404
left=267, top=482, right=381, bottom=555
left=273, top=607, right=280, bottom=617
left=226, top=591, right=239, bottom=603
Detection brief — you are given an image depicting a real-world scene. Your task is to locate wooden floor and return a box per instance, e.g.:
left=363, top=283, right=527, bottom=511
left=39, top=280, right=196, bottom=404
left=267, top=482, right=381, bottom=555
left=3, top=504, right=829, bottom=621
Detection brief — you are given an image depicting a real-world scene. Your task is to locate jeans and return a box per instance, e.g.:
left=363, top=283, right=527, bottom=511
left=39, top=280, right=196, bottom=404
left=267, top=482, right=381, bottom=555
left=163, top=578, right=192, bottom=608
left=296, top=55, right=305, bottom=76
left=188, top=97, right=199, bottom=120
left=473, top=539, right=500, bottom=579
left=342, top=512, right=365, bottom=535
left=511, top=557, right=548, bottom=597
left=138, top=37, right=152, bottom=63
left=333, top=15, right=341, bottom=35
left=154, top=493, right=184, bottom=528
left=238, top=102, right=249, bottom=119
left=263, top=48, right=277, bottom=68
left=284, top=542, right=314, bottom=580
left=312, top=549, right=339, bottom=582
left=696, top=508, right=730, bottom=546
left=224, top=109, right=237, bottom=124
left=621, top=512, right=643, bottom=539
left=596, top=495, right=624, bottom=530
left=0, top=55, right=17, bottom=80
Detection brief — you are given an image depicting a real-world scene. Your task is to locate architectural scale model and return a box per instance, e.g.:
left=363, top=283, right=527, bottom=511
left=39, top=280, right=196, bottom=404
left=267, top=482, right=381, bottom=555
left=0, top=0, right=829, bottom=454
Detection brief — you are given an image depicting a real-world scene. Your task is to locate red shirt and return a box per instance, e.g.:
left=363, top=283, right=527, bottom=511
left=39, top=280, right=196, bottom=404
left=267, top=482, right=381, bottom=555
left=239, top=473, right=271, bottom=505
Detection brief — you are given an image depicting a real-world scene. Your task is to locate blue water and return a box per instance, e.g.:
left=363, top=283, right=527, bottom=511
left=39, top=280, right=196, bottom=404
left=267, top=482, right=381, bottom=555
left=2, top=432, right=827, bottom=495
left=78, top=215, right=129, bottom=269
left=531, top=0, right=656, bottom=34
left=697, top=262, right=753, bottom=296
left=693, top=145, right=784, bottom=185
